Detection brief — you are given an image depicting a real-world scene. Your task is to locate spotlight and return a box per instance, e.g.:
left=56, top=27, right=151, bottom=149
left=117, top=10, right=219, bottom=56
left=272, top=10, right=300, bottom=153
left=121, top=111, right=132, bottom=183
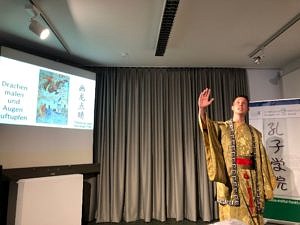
left=253, top=56, right=262, bottom=64
left=29, top=19, right=50, bottom=40
left=251, top=49, right=264, bottom=64
left=25, top=2, right=50, bottom=40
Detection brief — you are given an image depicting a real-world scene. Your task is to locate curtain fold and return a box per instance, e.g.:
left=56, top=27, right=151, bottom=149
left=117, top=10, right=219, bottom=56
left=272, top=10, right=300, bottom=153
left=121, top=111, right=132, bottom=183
left=94, top=67, right=249, bottom=223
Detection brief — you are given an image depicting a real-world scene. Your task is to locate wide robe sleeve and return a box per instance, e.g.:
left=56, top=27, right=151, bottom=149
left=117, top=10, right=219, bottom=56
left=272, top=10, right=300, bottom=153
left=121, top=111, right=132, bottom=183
left=199, top=115, right=228, bottom=184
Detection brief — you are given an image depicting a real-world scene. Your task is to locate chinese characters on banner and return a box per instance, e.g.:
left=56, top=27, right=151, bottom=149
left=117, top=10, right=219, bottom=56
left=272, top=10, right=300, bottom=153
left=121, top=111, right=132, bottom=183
left=264, top=118, right=290, bottom=195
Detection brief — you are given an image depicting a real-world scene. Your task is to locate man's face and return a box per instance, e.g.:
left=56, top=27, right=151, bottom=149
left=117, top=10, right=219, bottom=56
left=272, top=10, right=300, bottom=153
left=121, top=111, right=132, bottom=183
left=231, top=97, right=249, bottom=115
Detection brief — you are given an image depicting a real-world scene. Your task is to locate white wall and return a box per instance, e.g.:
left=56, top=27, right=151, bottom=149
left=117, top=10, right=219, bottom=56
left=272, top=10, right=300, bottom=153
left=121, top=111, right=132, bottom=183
left=281, top=68, right=300, bottom=98
left=247, top=69, right=282, bottom=102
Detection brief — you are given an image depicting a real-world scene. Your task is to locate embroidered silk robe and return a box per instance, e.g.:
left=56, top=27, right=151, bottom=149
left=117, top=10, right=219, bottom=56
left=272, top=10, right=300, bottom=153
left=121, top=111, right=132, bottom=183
left=199, top=115, right=276, bottom=225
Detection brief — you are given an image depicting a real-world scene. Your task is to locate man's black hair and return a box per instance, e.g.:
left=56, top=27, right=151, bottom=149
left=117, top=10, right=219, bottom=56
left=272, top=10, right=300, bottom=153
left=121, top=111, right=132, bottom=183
left=232, top=95, right=250, bottom=107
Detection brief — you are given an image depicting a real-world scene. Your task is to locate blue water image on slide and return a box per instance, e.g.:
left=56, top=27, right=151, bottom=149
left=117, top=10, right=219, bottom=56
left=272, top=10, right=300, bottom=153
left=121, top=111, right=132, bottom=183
left=36, top=70, right=70, bottom=125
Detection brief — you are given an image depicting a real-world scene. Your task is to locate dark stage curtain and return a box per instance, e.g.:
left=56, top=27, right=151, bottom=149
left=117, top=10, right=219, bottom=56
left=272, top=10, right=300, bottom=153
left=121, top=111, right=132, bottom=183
left=93, top=67, right=249, bottom=223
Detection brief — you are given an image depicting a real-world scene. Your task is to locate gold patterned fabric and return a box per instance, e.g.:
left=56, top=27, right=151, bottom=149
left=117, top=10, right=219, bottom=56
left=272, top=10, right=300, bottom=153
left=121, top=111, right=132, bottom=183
left=199, top=116, right=276, bottom=225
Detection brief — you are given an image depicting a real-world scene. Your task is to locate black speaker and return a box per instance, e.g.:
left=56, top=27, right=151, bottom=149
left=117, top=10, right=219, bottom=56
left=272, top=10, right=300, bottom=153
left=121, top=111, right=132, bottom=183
left=82, top=177, right=97, bottom=224
left=0, top=165, right=7, bottom=225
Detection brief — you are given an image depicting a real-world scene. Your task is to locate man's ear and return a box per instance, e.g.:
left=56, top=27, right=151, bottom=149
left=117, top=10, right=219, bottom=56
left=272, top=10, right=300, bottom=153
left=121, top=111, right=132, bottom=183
left=231, top=105, right=234, bottom=111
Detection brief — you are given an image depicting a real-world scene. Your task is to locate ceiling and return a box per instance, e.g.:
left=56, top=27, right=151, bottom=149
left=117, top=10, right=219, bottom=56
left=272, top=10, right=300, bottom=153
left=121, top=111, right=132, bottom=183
left=1, top=0, right=300, bottom=69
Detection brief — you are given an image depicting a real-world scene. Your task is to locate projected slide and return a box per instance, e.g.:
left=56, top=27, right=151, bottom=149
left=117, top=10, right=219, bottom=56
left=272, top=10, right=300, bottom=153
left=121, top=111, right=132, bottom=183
left=0, top=56, right=95, bottom=130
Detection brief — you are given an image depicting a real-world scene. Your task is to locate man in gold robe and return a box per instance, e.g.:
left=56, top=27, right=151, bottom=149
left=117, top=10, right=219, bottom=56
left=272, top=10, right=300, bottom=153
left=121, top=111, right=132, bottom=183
left=198, top=88, right=277, bottom=225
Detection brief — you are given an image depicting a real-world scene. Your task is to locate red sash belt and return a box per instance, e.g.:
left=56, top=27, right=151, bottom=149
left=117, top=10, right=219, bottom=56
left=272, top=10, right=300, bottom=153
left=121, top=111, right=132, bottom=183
left=236, top=156, right=255, bottom=169
left=236, top=157, right=253, bottom=166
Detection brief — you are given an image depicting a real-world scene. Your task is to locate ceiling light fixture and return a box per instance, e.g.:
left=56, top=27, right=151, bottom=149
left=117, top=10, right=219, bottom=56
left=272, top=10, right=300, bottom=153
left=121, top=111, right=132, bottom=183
left=24, top=1, right=70, bottom=53
left=252, top=49, right=264, bottom=64
left=25, top=2, right=49, bottom=40
left=253, top=56, right=262, bottom=65
left=248, top=12, right=300, bottom=64
left=29, top=19, right=50, bottom=40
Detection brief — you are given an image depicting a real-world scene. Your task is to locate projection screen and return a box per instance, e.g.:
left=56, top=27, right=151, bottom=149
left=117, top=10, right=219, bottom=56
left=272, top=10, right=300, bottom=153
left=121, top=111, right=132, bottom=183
left=0, top=47, right=96, bottom=169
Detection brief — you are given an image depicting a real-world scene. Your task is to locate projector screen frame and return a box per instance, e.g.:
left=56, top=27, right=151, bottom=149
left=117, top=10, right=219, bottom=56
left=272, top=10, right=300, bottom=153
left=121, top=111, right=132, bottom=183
left=0, top=46, right=97, bottom=169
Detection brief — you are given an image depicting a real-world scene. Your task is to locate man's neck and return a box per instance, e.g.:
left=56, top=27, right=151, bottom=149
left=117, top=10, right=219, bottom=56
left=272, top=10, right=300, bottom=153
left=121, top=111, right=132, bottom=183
left=232, top=114, right=245, bottom=123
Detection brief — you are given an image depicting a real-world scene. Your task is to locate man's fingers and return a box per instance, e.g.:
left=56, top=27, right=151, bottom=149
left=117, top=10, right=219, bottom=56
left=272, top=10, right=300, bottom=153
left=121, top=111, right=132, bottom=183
left=201, top=88, right=211, bottom=97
